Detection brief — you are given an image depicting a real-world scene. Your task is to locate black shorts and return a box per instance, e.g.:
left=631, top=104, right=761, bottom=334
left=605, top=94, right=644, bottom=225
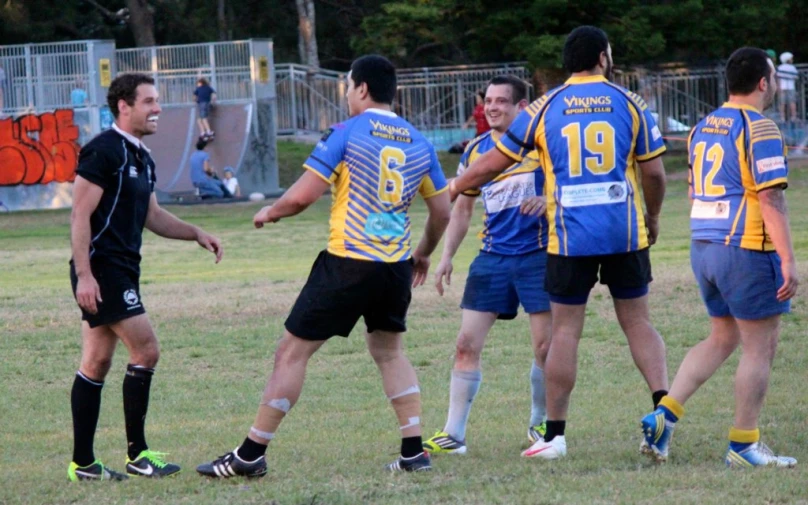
left=70, top=259, right=145, bottom=328
left=545, top=249, right=652, bottom=303
left=285, top=251, right=413, bottom=341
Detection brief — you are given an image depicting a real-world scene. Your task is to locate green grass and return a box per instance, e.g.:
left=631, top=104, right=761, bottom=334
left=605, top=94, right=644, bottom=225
left=1, top=144, right=807, bottom=505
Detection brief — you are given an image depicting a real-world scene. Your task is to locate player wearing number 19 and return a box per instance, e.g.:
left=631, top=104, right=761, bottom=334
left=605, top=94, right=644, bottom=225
left=197, top=54, right=451, bottom=477
left=641, top=47, right=798, bottom=468
left=451, top=26, right=670, bottom=459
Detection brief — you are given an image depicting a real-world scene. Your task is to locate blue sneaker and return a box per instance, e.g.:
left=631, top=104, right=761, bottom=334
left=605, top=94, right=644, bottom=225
left=641, top=409, right=674, bottom=463
left=725, top=442, right=797, bottom=468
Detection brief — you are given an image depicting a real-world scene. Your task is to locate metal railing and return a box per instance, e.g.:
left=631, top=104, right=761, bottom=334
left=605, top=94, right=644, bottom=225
left=274, top=62, right=533, bottom=149
left=115, top=41, right=254, bottom=105
left=0, top=41, right=95, bottom=114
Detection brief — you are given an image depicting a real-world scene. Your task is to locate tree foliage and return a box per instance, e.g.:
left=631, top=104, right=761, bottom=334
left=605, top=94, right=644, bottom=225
left=0, top=0, right=806, bottom=71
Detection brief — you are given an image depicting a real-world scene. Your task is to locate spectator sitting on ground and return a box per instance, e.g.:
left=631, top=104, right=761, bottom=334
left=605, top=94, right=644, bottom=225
left=777, top=52, right=799, bottom=122
left=223, top=166, right=240, bottom=197
left=190, top=139, right=232, bottom=199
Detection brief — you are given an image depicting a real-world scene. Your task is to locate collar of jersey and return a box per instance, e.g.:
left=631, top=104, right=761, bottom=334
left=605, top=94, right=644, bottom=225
left=721, top=102, right=760, bottom=113
left=565, top=75, right=608, bottom=85
left=365, top=108, right=397, bottom=118
left=112, top=123, right=151, bottom=153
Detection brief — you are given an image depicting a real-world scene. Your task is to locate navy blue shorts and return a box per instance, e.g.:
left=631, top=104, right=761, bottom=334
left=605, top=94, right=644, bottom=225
left=691, top=240, right=790, bottom=320
left=461, top=250, right=550, bottom=319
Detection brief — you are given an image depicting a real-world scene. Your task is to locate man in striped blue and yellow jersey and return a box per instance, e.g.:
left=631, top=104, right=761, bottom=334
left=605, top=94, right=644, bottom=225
left=422, top=76, right=552, bottom=457
left=198, top=55, right=451, bottom=477
left=642, top=47, right=798, bottom=468
left=451, top=26, right=669, bottom=460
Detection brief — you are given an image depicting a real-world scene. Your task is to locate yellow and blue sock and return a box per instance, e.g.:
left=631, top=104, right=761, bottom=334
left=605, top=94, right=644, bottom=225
left=729, top=427, right=759, bottom=452
left=657, top=396, right=684, bottom=423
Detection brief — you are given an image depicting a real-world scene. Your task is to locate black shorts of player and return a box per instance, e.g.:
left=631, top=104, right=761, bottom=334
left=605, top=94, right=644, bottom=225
left=70, top=258, right=145, bottom=328
left=545, top=248, right=653, bottom=304
left=285, top=250, right=413, bottom=341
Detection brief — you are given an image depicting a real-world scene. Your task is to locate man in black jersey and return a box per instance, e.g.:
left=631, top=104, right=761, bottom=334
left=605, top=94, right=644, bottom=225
left=67, top=73, right=223, bottom=481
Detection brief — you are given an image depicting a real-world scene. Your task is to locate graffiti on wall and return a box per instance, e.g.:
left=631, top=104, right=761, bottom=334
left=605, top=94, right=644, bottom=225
left=0, top=109, right=80, bottom=186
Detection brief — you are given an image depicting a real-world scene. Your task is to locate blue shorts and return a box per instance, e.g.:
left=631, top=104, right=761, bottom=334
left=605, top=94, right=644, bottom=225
left=198, top=101, right=211, bottom=119
left=691, top=240, right=790, bottom=320
left=461, top=250, right=550, bottom=319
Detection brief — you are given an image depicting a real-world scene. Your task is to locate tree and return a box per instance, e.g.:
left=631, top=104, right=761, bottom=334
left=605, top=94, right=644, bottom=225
left=125, top=0, right=156, bottom=46
left=296, top=0, right=319, bottom=67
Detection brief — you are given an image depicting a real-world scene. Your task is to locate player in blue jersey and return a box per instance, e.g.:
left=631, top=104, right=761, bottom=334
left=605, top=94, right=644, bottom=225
left=451, top=26, right=670, bottom=459
left=642, top=47, right=798, bottom=468
left=422, top=76, right=552, bottom=456
left=197, top=55, right=451, bottom=477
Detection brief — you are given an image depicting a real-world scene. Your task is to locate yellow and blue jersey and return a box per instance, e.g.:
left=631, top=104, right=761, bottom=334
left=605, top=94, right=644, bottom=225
left=496, top=75, right=666, bottom=256
left=688, top=103, right=788, bottom=251
left=303, top=109, right=448, bottom=262
left=459, top=131, right=547, bottom=255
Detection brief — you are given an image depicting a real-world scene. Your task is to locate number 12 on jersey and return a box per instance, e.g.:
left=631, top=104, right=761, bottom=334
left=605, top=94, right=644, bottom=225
left=690, top=142, right=725, bottom=197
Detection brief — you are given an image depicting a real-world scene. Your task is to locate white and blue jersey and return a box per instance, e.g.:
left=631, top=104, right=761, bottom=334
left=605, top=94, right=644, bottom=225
left=458, top=131, right=548, bottom=256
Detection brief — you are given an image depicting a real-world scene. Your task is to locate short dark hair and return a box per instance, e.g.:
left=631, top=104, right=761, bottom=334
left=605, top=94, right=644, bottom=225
left=198, top=78, right=209, bottom=86
left=107, top=73, right=155, bottom=118
left=196, top=139, right=207, bottom=150
left=726, top=47, right=772, bottom=95
left=563, top=26, right=609, bottom=73
left=350, top=55, right=397, bottom=105
left=487, top=75, right=528, bottom=104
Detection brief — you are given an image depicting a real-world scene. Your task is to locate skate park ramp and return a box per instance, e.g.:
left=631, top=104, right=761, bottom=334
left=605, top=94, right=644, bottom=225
left=149, top=103, right=252, bottom=196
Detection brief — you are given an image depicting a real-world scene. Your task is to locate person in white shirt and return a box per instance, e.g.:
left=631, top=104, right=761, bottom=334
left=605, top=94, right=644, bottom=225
left=777, top=52, right=799, bottom=122
left=223, top=166, right=240, bottom=197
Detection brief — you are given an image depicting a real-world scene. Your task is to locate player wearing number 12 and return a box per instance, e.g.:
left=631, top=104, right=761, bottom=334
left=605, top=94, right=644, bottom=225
left=451, top=26, right=670, bottom=459
left=641, top=47, right=798, bottom=468
left=197, top=55, right=451, bottom=478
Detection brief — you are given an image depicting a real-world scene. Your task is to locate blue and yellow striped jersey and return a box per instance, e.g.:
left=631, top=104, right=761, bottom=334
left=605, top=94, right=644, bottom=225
left=303, top=109, right=448, bottom=262
left=459, top=131, right=547, bottom=255
left=688, top=103, right=788, bottom=251
left=496, top=75, right=666, bottom=256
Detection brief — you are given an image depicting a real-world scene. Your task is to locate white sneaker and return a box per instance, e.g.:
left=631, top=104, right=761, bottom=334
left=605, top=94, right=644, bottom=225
left=726, top=442, right=797, bottom=468
left=521, top=435, right=567, bottom=459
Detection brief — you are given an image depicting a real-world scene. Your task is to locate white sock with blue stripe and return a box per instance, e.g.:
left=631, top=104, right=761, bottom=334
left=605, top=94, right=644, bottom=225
left=443, top=369, right=481, bottom=441
left=529, top=361, right=546, bottom=426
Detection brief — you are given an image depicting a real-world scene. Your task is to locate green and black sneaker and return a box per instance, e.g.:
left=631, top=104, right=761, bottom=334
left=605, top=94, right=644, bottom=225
left=126, top=450, right=181, bottom=478
left=528, top=422, right=547, bottom=444
left=68, top=460, right=128, bottom=482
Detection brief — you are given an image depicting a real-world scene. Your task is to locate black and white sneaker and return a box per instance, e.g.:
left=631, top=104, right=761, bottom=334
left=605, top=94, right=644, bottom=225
left=126, top=450, right=181, bottom=478
left=385, top=452, right=432, bottom=472
left=196, top=449, right=267, bottom=479
left=68, top=460, right=128, bottom=482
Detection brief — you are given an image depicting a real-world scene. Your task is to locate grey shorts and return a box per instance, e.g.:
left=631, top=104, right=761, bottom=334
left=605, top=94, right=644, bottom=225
left=780, top=89, right=797, bottom=105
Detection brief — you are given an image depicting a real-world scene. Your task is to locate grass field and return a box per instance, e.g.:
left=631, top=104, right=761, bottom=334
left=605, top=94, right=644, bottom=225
left=1, top=145, right=807, bottom=505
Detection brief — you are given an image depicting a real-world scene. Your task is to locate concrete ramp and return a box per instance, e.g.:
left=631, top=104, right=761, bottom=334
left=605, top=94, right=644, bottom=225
left=150, top=103, right=252, bottom=195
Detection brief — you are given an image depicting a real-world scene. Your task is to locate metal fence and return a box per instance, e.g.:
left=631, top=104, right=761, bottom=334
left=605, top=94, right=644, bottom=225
left=115, top=41, right=254, bottom=105
left=616, top=64, right=808, bottom=139
left=274, top=62, right=533, bottom=148
left=0, top=41, right=95, bottom=114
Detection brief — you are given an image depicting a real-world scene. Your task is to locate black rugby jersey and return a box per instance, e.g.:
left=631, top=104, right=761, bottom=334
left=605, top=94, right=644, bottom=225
left=75, top=127, right=156, bottom=269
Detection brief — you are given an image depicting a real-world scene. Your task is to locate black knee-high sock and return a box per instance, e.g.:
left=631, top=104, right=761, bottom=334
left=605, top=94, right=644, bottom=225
left=123, top=364, right=154, bottom=460
left=71, top=371, right=104, bottom=467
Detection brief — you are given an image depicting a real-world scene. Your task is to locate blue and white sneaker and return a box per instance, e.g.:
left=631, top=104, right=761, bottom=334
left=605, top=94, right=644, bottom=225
left=641, top=409, right=675, bottom=463
left=725, top=442, right=797, bottom=468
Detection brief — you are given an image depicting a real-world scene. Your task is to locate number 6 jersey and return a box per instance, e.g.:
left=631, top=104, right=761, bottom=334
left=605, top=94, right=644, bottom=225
left=496, top=75, right=666, bottom=256
left=303, top=108, right=448, bottom=262
left=686, top=103, right=787, bottom=251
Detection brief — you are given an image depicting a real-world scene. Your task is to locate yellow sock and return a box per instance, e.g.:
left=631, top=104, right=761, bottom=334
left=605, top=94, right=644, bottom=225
left=659, top=395, right=685, bottom=420
left=729, top=427, right=760, bottom=445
